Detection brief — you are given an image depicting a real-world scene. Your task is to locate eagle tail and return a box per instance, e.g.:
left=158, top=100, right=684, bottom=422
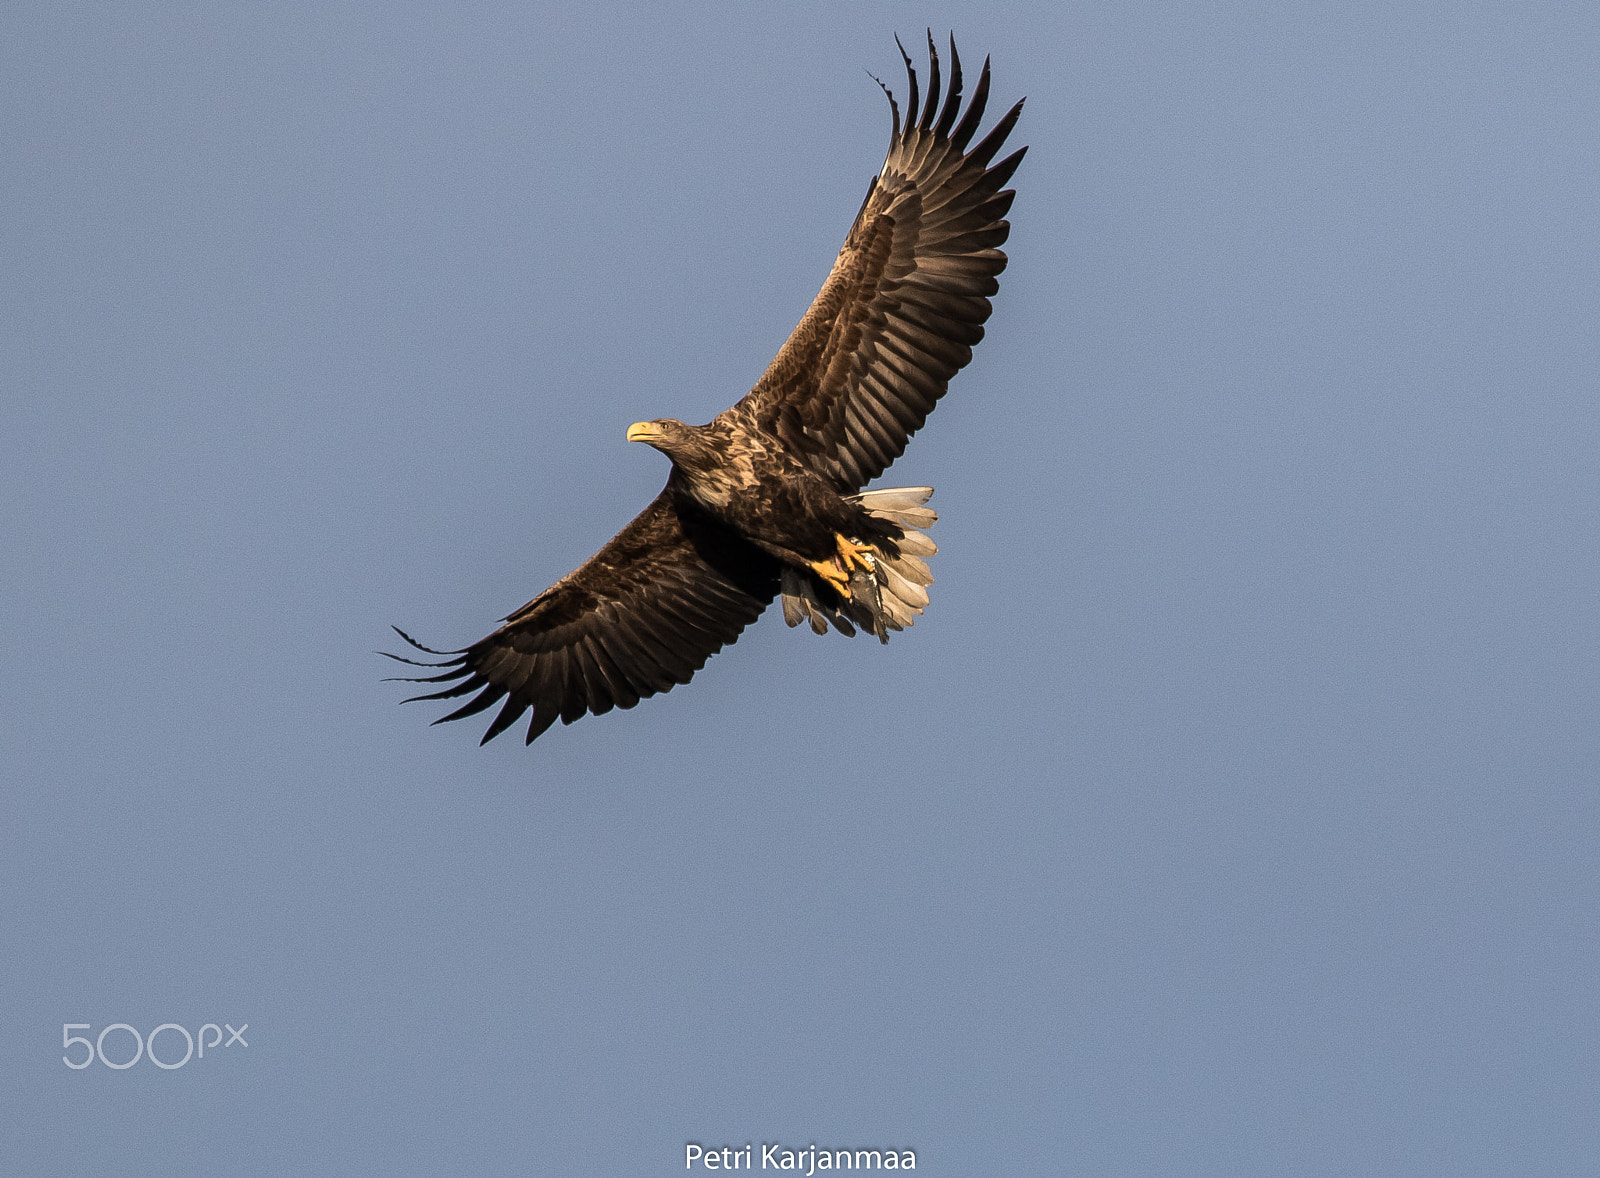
left=780, top=487, right=937, bottom=643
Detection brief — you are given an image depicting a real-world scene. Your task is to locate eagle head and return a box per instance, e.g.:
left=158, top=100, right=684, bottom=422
left=626, top=418, right=719, bottom=471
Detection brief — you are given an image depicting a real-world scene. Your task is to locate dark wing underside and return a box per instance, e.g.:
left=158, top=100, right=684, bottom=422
left=387, top=487, right=779, bottom=745
left=725, top=33, right=1026, bottom=493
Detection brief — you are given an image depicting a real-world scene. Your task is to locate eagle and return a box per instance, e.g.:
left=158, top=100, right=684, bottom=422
left=387, top=34, right=1025, bottom=745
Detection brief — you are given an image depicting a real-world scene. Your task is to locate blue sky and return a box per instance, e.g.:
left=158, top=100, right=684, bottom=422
left=4, top=3, right=1599, bottom=1174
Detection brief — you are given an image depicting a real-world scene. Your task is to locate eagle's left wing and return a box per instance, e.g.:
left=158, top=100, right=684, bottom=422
left=725, top=34, right=1025, bottom=493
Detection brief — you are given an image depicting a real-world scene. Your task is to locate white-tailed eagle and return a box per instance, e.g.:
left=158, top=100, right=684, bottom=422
left=387, top=34, right=1025, bottom=745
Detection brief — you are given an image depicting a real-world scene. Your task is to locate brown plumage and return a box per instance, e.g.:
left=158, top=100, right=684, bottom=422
left=386, top=34, right=1024, bottom=745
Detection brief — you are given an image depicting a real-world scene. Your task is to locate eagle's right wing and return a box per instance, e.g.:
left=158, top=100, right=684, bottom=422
left=387, top=487, right=779, bottom=745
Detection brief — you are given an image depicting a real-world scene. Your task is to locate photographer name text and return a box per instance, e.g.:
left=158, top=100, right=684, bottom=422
left=686, top=1143, right=915, bottom=1172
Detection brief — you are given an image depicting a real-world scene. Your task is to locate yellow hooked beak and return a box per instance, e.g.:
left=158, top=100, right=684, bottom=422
left=626, top=421, right=661, bottom=443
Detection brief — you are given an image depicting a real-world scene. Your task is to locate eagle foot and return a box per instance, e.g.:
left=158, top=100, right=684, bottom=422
left=810, top=535, right=878, bottom=602
left=835, top=534, right=876, bottom=573
left=808, top=556, right=853, bottom=601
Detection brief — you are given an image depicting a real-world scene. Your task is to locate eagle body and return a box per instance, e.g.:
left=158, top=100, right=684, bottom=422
left=388, top=35, right=1025, bottom=745
left=636, top=415, right=904, bottom=572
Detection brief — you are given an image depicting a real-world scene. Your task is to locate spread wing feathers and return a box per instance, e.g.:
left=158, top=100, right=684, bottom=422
left=384, top=488, right=779, bottom=744
left=728, top=33, right=1026, bottom=493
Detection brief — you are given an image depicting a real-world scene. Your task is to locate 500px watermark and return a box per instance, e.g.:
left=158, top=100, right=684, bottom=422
left=61, top=1022, right=248, bottom=1070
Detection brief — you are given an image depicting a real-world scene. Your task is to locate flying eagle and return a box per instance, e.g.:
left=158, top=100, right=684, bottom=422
left=387, top=35, right=1025, bottom=745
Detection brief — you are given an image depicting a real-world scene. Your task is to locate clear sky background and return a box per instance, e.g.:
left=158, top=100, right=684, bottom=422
left=4, top=2, right=1598, bottom=1174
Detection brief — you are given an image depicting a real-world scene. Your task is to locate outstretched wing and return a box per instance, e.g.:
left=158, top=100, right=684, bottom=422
left=726, top=33, right=1026, bottom=493
left=387, top=487, right=779, bottom=745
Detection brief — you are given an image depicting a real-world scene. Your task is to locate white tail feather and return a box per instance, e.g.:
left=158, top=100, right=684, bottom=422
left=877, top=559, right=930, bottom=609
left=891, top=530, right=937, bottom=557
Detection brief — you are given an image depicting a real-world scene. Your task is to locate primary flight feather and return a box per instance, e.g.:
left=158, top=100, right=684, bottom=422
left=386, top=34, right=1025, bottom=745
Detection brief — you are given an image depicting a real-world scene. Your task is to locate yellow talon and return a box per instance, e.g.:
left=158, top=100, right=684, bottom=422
left=811, top=561, right=850, bottom=598
left=807, top=536, right=876, bottom=601
left=834, top=533, right=876, bottom=573
left=808, top=558, right=852, bottom=601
